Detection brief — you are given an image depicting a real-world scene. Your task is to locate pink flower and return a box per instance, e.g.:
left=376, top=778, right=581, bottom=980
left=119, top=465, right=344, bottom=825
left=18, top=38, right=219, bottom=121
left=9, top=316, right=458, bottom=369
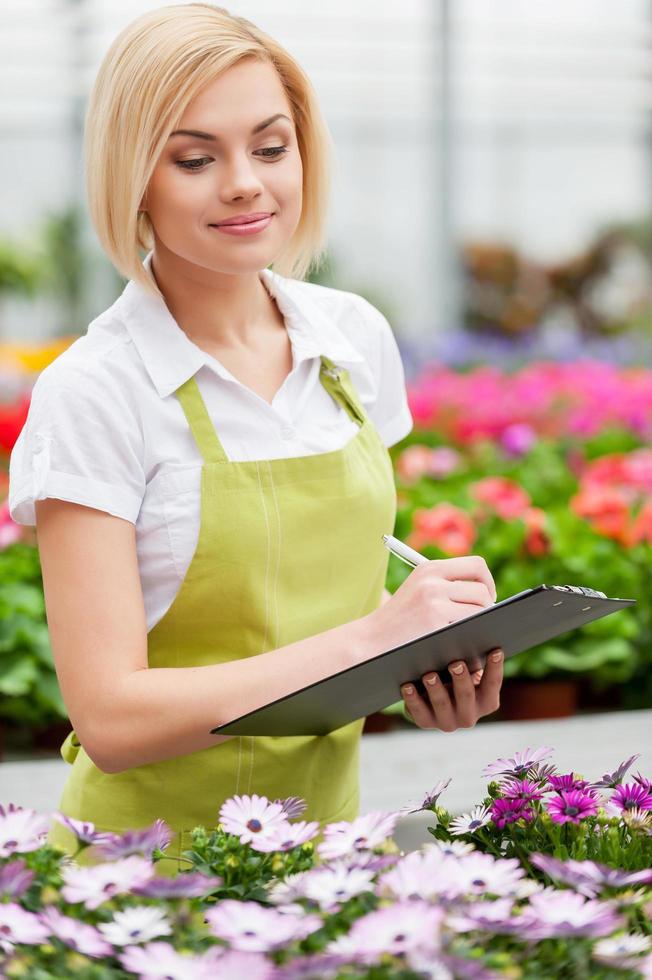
left=608, top=782, right=652, bottom=814
left=218, top=794, right=286, bottom=845
left=91, top=819, right=173, bottom=860
left=118, top=941, right=221, bottom=980
left=317, top=810, right=401, bottom=861
left=546, top=790, right=598, bottom=825
left=498, top=778, right=544, bottom=802
left=407, top=503, right=476, bottom=557
left=469, top=476, right=531, bottom=520
left=490, top=798, right=534, bottom=828
left=0, top=903, right=49, bottom=952
left=61, top=856, right=155, bottom=909
left=483, top=747, right=553, bottom=779
left=547, top=773, right=591, bottom=793
left=39, top=906, right=113, bottom=957
left=205, top=900, right=321, bottom=952
left=0, top=807, right=50, bottom=857
left=328, top=901, right=443, bottom=962
left=52, top=812, right=117, bottom=848
left=250, top=819, right=320, bottom=853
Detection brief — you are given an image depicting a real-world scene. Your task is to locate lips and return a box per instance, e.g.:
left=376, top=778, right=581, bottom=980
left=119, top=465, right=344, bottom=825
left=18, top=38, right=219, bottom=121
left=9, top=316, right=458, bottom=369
left=213, top=212, right=272, bottom=226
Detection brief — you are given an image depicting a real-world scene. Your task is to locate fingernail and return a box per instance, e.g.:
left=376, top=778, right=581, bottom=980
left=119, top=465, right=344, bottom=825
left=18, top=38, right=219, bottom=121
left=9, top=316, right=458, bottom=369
left=490, top=650, right=503, bottom=662
left=403, top=685, right=414, bottom=695
left=450, top=662, right=465, bottom=675
left=424, top=674, right=438, bottom=686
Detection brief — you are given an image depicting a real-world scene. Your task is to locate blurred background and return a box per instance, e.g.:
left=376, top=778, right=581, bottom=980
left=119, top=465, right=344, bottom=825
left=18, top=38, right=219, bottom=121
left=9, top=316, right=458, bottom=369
left=1, top=0, right=651, bottom=756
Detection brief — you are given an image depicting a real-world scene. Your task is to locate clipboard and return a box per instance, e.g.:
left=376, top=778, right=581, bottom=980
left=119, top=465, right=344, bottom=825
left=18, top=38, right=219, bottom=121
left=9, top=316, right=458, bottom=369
left=210, top=584, right=635, bottom=737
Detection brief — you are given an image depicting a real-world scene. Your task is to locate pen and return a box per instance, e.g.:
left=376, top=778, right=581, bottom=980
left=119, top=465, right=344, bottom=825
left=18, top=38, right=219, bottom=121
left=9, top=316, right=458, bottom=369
left=382, top=534, right=429, bottom=568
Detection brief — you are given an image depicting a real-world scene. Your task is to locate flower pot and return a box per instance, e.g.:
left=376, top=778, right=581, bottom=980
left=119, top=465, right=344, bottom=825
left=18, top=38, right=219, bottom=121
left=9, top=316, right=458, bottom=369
left=498, top=679, right=579, bottom=721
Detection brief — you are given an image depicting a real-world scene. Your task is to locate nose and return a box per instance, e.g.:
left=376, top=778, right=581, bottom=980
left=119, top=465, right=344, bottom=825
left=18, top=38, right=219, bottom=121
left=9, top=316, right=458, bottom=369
left=218, top=149, right=265, bottom=202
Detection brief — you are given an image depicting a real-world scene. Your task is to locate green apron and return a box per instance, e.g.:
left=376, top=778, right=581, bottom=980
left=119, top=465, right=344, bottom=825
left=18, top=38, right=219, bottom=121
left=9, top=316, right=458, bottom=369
left=47, top=355, right=397, bottom=875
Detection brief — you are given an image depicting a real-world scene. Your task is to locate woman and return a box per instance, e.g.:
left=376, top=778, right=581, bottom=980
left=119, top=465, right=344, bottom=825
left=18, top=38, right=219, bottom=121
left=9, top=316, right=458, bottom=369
left=8, top=3, right=503, bottom=875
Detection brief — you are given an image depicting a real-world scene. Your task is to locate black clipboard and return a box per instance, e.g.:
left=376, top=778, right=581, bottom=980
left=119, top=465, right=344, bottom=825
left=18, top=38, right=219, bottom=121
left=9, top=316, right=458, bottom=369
left=210, top=585, right=635, bottom=737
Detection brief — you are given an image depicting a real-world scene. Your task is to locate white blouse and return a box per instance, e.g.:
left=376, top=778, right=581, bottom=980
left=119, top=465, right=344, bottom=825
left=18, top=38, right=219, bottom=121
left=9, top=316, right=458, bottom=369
left=9, top=251, right=414, bottom=632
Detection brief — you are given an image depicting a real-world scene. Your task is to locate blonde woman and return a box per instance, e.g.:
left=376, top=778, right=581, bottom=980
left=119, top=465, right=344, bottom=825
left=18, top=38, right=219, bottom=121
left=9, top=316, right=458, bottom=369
left=9, top=3, right=503, bottom=875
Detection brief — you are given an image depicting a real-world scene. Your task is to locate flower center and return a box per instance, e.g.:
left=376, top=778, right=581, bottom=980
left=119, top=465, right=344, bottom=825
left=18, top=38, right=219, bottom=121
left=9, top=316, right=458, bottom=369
left=246, top=819, right=263, bottom=833
left=394, top=933, right=406, bottom=942
left=565, top=806, right=579, bottom=816
left=469, top=820, right=481, bottom=829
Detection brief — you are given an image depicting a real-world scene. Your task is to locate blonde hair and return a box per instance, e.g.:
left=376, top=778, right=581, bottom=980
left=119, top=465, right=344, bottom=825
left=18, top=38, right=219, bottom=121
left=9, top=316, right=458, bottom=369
left=84, top=3, right=334, bottom=298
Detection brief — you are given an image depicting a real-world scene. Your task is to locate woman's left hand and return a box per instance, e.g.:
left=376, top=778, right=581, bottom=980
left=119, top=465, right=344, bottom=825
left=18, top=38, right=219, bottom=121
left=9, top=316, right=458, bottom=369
left=400, top=648, right=504, bottom=731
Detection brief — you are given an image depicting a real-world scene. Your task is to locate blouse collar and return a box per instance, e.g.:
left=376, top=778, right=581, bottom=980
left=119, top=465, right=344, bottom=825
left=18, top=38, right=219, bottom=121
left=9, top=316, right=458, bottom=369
left=118, top=250, right=364, bottom=398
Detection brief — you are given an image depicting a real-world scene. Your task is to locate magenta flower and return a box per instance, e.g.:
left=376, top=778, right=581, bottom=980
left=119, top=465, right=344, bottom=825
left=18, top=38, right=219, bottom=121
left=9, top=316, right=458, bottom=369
left=633, top=771, right=651, bottom=792
left=546, top=790, right=598, bottom=825
left=483, top=747, right=553, bottom=779
left=205, top=900, right=321, bottom=952
left=132, top=870, right=223, bottom=899
left=91, top=818, right=173, bottom=860
left=593, top=754, right=640, bottom=789
left=39, top=906, right=113, bottom=958
left=609, top=782, right=652, bottom=814
left=318, top=810, right=401, bottom=860
left=499, top=778, right=544, bottom=802
left=547, top=773, right=591, bottom=793
left=531, top=853, right=652, bottom=898
left=501, top=423, right=537, bottom=457
left=0, top=859, right=35, bottom=899
left=490, top=798, right=534, bottom=828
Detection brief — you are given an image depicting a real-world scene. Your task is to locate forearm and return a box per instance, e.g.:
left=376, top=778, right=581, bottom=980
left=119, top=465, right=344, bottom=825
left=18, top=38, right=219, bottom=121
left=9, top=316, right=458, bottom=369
left=96, top=611, right=381, bottom=773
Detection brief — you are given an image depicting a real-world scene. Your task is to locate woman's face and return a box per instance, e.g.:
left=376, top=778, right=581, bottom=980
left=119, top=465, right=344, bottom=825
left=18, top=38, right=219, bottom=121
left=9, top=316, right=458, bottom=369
left=144, top=57, right=303, bottom=276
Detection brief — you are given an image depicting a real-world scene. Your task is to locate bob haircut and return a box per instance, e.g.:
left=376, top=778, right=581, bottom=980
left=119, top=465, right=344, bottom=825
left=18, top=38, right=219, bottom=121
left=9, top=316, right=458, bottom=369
left=84, top=3, right=334, bottom=299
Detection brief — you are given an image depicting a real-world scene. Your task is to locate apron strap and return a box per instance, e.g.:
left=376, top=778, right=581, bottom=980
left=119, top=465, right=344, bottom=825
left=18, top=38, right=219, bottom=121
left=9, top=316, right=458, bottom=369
left=175, top=376, right=228, bottom=464
left=319, top=355, right=367, bottom=427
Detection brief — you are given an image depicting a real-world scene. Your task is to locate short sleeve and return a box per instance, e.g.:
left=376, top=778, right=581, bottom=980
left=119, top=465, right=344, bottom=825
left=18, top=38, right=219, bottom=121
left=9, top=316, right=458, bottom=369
left=8, top=366, right=146, bottom=526
left=352, top=296, right=414, bottom=448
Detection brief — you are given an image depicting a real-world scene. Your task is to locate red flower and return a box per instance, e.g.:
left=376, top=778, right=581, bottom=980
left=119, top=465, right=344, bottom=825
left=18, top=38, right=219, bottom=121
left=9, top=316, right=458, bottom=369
left=0, top=393, right=30, bottom=454
left=407, top=503, right=476, bottom=557
left=523, top=507, right=551, bottom=557
left=469, top=476, right=531, bottom=520
left=570, top=486, right=631, bottom=542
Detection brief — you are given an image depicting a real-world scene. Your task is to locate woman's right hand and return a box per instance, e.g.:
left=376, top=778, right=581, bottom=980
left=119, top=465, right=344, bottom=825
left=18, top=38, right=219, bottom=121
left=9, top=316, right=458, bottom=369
left=368, top=555, right=497, bottom=653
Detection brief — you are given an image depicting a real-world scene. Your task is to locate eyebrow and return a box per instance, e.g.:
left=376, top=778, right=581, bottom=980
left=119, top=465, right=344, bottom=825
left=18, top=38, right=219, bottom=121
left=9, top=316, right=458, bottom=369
left=168, top=113, right=292, bottom=141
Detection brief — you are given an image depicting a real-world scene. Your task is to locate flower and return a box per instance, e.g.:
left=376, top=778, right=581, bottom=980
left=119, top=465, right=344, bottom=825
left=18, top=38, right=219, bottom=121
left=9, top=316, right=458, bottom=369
left=498, top=778, right=544, bottom=802
left=328, top=901, right=443, bottom=963
left=0, top=859, right=35, bottom=899
left=132, top=871, right=223, bottom=899
left=38, top=906, right=113, bottom=957
left=469, top=476, right=531, bottom=520
left=91, top=819, right=173, bottom=860
left=118, top=941, right=222, bottom=980
left=97, top=905, right=172, bottom=946
left=447, top=898, right=516, bottom=934
left=500, top=423, right=537, bottom=457
left=632, top=771, right=652, bottom=792
left=593, top=754, right=641, bottom=788
left=317, top=810, right=401, bottom=861
left=408, top=779, right=452, bottom=814
left=531, top=854, right=652, bottom=898
left=294, top=862, right=375, bottom=911
left=483, top=746, right=553, bottom=779
left=546, top=773, right=591, bottom=793
left=61, top=856, right=155, bottom=909
left=395, top=444, right=462, bottom=484
left=593, top=934, right=651, bottom=964
left=275, top=954, right=345, bottom=980
left=0, top=807, right=50, bottom=857
left=407, top=503, right=476, bottom=557
left=249, top=819, right=320, bottom=853
left=424, top=839, right=476, bottom=856
left=274, top=796, right=307, bottom=820
left=203, top=950, right=278, bottom=980
left=448, top=805, right=492, bottom=836
left=490, top=798, right=534, bottom=828
left=608, top=782, right=652, bottom=814
left=218, top=794, right=287, bottom=845
left=523, top=506, right=551, bottom=556
left=0, top=903, right=49, bottom=953
left=51, top=812, right=116, bottom=847
left=205, top=900, right=321, bottom=952
left=454, top=852, right=525, bottom=897
left=377, top=850, right=457, bottom=901
left=519, top=888, right=624, bottom=939
left=545, top=790, right=598, bottom=824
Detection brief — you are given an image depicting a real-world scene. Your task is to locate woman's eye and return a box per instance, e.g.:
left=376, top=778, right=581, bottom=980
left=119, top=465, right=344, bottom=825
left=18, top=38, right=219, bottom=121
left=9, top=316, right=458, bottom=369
left=175, top=146, right=288, bottom=171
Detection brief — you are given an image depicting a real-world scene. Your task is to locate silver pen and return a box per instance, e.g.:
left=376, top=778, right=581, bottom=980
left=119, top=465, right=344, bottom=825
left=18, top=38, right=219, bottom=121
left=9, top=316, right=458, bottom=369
left=382, top=534, right=429, bottom=568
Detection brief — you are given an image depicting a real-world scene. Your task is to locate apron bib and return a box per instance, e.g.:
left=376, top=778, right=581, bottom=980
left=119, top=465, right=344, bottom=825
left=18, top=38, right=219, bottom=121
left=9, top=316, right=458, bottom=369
left=48, top=356, right=397, bottom=875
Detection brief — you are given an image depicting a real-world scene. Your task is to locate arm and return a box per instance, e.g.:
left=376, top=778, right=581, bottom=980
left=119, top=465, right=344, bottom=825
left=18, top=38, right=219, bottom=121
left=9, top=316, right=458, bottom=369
left=35, top=499, right=381, bottom=775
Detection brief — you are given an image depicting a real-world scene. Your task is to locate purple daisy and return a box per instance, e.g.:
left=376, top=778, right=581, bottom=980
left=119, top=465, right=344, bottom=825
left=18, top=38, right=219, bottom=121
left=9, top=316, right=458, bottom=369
left=546, top=790, right=598, bottom=825
left=632, top=771, right=651, bottom=792
left=91, top=818, right=173, bottom=860
left=249, top=819, right=320, bottom=854
left=483, top=746, right=553, bottom=779
left=328, top=900, right=443, bottom=962
left=531, top=853, right=652, bottom=898
left=409, top=778, right=452, bottom=813
left=51, top=813, right=116, bottom=848
left=274, top=796, right=307, bottom=820
left=0, top=859, right=35, bottom=899
left=132, top=870, right=223, bottom=899
left=205, top=900, right=321, bottom=952
left=592, top=754, right=640, bottom=789
left=608, top=782, right=652, bottom=814
left=519, top=888, right=624, bottom=939
left=0, top=903, right=50, bottom=952
left=490, top=798, right=534, bottom=828
left=39, top=906, right=113, bottom=958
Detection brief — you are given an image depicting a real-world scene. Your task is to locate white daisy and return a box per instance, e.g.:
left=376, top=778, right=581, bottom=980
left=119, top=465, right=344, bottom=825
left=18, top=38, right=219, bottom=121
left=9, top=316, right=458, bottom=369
left=218, top=794, right=286, bottom=845
left=0, top=808, right=50, bottom=857
left=297, top=863, right=376, bottom=910
left=448, top=805, right=492, bottom=837
left=61, top=856, right=154, bottom=910
left=98, top=905, right=172, bottom=946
